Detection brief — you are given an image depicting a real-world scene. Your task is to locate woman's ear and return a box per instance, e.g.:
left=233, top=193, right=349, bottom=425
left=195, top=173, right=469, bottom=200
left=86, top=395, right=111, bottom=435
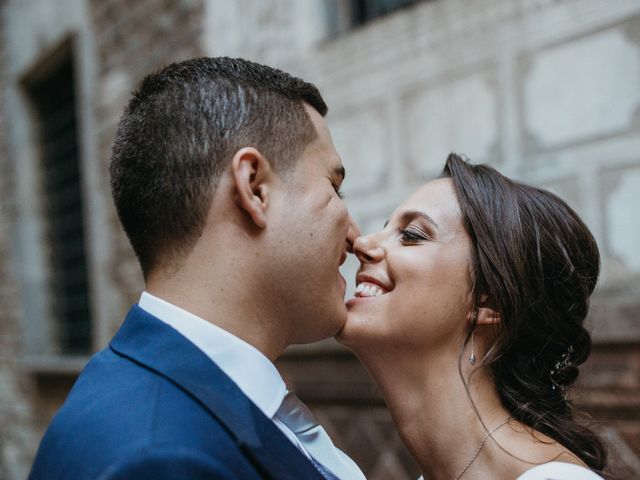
left=231, top=147, right=272, bottom=229
left=477, top=307, right=501, bottom=325
left=476, top=294, right=501, bottom=325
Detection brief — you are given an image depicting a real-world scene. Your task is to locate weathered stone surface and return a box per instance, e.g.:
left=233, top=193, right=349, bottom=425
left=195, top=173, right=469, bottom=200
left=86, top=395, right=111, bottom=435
left=329, top=105, right=390, bottom=195
left=540, top=176, right=582, bottom=212
left=604, top=167, right=640, bottom=273
left=522, top=18, right=640, bottom=150
left=404, top=70, right=500, bottom=176
left=0, top=3, right=39, bottom=475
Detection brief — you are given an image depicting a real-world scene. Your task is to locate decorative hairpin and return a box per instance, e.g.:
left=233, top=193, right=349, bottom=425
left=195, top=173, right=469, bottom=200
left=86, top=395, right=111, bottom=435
left=550, top=345, right=574, bottom=391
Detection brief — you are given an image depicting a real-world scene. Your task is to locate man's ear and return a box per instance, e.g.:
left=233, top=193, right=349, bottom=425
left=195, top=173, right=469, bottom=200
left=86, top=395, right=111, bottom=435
left=231, top=147, right=273, bottom=229
left=476, top=294, right=501, bottom=325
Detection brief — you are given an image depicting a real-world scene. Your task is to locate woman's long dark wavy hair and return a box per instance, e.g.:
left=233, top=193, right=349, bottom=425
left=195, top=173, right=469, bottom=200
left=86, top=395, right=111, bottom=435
left=442, top=153, right=607, bottom=473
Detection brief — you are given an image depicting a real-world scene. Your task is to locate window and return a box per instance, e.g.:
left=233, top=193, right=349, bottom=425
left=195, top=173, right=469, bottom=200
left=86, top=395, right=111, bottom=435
left=349, top=0, right=420, bottom=26
left=24, top=47, right=92, bottom=355
left=326, top=0, right=423, bottom=33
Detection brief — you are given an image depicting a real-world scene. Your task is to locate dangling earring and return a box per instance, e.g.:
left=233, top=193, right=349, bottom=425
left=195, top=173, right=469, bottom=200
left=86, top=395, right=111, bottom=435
left=469, top=310, right=477, bottom=366
left=469, top=331, right=477, bottom=366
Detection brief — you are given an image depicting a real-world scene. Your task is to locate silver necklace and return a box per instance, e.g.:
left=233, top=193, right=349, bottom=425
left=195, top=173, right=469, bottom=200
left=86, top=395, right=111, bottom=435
left=453, top=418, right=511, bottom=480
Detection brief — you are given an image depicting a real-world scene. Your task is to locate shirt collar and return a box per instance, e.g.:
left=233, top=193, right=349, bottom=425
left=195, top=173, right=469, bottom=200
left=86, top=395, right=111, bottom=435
left=138, top=291, right=287, bottom=418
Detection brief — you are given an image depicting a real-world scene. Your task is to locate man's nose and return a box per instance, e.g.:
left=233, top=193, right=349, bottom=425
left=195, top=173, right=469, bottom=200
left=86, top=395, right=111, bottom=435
left=345, top=215, right=361, bottom=254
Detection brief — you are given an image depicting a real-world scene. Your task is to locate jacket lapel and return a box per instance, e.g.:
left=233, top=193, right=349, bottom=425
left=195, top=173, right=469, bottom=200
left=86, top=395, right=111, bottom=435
left=109, top=306, right=325, bottom=480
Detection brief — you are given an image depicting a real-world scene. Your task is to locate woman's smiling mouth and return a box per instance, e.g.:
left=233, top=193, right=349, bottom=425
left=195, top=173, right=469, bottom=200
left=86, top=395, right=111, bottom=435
left=352, top=273, right=393, bottom=299
left=354, top=282, right=388, bottom=297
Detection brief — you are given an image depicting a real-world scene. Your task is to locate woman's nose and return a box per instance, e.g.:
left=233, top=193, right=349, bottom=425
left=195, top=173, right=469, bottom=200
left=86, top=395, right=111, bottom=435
left=353, top=234, right=385, bottom=264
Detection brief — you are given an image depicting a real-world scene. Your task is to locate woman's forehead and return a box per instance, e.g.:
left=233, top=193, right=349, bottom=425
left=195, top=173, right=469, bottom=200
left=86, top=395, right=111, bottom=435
left=395, top=178, right=462, bottom=227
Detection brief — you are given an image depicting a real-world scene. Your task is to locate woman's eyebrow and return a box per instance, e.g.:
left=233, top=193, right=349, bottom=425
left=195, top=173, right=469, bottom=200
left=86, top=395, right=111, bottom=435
left=384, top=210, right=439, bottom=230
left=403, top=210, right=440, bottom=229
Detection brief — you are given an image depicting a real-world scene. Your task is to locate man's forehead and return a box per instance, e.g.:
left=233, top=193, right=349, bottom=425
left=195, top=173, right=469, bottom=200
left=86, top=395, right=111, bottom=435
left=303, top=105, right=345, bottom=175
left=304, top=103, right=331, bottom=138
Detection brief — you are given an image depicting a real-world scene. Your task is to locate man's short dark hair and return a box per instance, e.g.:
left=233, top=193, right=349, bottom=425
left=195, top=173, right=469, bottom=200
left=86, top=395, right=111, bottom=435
left=110, top=57, right=328, bottom=278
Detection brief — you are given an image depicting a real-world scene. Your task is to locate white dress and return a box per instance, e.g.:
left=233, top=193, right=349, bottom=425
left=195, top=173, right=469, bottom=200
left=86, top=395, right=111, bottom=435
left=516, top=461, right=604, bottom=479
left=417, top=462, right=604, bottom=480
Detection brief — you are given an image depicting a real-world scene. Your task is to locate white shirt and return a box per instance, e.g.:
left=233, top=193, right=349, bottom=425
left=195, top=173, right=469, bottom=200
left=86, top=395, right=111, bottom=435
left=137, top=292, right=309, bottom=456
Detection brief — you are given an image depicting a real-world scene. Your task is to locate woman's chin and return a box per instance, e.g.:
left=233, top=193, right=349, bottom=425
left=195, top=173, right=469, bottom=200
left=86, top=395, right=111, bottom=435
left=334, top=313, right=362, bottom=347
left=337, top=309, right=382, bottom=349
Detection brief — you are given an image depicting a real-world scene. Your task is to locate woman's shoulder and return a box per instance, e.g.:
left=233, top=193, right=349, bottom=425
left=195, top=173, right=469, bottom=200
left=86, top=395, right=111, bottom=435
left=516, top=461, right=604, bottom=480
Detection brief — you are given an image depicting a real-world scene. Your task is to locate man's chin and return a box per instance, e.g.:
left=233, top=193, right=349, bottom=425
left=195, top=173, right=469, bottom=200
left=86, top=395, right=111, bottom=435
left=333, top=323, right=346, bottom=341
left=324, top=308, right=347, bottom=340
left=333, top=318, right=354, bottom=346
left=293, top=315, right=345, bottom=345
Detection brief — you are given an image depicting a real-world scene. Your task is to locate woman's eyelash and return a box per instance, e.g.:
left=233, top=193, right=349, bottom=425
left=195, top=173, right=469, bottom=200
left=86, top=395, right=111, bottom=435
left=400, top=228, right=429, bottom=242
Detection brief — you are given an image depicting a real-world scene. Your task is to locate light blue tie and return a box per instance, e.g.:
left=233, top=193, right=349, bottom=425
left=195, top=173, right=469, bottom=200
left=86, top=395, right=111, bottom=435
left=275, top=391, right=366, bottom=480
left=310, top=455, right=339, bottom=480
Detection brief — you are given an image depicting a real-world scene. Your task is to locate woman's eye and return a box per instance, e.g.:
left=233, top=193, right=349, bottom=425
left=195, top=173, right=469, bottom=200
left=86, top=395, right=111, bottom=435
left=333, top=185, right=344, bottom=199
left=400, top=228, right=428, bottom=242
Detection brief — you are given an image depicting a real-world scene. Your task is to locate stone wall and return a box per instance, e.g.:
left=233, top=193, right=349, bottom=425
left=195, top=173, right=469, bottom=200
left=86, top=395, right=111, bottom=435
left=0, top=0, right=207, bottom=477
left=89, top=0, right=206, bottom=341
left=0, top=2, right=39, bottom=477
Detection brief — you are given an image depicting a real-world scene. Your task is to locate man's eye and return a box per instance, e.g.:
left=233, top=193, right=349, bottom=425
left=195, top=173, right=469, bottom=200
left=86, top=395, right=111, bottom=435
left=334, top=185, right=344, bottom=199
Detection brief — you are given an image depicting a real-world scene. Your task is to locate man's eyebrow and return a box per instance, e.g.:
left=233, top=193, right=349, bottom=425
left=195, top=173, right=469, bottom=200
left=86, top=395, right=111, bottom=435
left=334, top=166, right=345, bottom=181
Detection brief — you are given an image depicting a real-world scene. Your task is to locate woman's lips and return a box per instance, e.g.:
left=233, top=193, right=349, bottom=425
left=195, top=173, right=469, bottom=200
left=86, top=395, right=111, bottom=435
left=347, top=274, right=393, bottom=307
left=355, top=273, right=393, bottom=293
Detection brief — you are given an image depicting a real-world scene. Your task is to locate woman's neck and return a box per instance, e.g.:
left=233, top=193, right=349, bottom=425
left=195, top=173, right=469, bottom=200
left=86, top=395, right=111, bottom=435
left=353, top=344, right=515, bottom=480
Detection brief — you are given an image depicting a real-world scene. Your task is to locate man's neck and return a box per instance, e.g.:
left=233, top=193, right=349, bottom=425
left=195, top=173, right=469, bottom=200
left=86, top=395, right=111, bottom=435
left=146, top=268, right=288, bottom=362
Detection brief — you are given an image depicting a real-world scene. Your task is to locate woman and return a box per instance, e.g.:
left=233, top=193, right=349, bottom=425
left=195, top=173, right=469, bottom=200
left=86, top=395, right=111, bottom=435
left=339, top=154, right=607, bottom=479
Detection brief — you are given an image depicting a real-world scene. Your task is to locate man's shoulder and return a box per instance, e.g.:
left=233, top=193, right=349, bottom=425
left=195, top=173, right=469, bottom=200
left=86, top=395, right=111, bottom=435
left=47, top=345, right=236, bottom=439
left=82, top=444, right=256, bottom=480
left=29, top=346, right=250, bottom=480
left=30, top=439, right=259, bottom=480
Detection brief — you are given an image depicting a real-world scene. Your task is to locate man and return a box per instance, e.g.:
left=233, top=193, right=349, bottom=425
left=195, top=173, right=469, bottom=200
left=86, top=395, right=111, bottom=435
left=29, top=57, right=364, bottom=480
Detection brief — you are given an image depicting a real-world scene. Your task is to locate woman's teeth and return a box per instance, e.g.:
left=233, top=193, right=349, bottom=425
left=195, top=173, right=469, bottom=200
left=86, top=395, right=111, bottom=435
left=355, top=282, right=386, bottom=298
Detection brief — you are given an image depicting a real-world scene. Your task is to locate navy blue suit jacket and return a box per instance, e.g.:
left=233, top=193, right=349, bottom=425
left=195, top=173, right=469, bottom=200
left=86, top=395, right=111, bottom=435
left=29, top=306, right=327, bottom=479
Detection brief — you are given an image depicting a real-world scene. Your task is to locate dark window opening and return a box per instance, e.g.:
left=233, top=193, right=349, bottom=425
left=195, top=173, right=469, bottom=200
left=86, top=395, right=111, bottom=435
left=325, top=0, right=426, bottom=35
left=25, top=49, right=92, bottom=355
left=349, top=0, right=420, bottom=27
